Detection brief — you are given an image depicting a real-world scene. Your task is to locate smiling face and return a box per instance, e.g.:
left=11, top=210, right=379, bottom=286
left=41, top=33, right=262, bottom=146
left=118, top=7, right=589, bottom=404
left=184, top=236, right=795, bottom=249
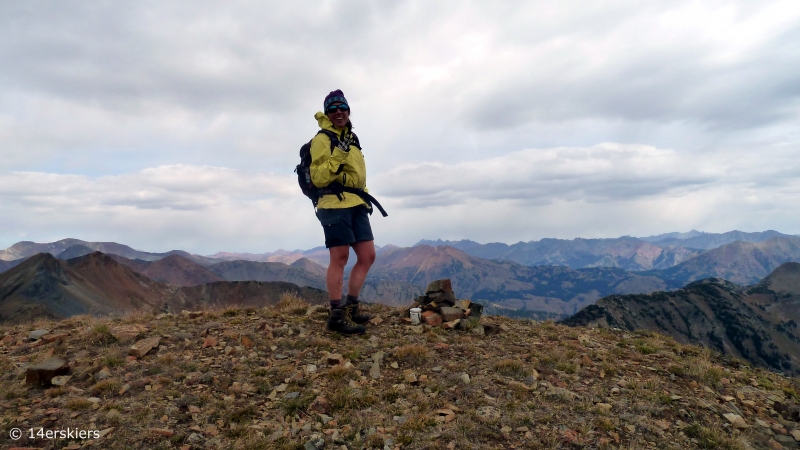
left=326, top=102, right=350, bottom=129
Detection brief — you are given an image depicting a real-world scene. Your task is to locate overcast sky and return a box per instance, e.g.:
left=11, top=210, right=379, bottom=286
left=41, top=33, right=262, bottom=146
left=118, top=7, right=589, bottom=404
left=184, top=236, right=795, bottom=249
left=1, top=1, right=799, bottom=255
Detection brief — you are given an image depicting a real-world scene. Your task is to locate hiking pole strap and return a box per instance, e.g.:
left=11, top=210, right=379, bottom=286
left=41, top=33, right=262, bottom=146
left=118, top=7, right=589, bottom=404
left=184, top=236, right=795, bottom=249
left=340, top=186, right=388, bottom=217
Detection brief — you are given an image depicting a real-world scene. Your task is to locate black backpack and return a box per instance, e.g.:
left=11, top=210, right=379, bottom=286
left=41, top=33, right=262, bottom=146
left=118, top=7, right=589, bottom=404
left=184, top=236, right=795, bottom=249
left=295, top=130, right=388, bottom=217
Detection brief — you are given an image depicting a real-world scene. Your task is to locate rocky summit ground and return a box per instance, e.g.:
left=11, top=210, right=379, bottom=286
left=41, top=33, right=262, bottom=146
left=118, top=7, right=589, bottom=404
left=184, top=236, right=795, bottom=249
left=3, top=295, right=800, bottom=449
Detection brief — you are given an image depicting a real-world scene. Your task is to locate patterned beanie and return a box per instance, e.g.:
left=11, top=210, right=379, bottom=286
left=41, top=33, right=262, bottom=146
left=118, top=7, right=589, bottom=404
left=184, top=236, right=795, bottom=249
left=324, top=89, right=349, bottom=110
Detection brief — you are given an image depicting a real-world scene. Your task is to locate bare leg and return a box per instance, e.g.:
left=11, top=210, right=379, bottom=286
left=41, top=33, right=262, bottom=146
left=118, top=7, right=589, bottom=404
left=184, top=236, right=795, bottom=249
left=326, top=245, right=349, bottom=300
left=347, top=240, right=376, bottom=297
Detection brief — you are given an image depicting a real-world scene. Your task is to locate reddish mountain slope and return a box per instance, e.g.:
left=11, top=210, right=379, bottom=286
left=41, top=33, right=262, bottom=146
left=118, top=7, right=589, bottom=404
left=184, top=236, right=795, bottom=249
left=110, top=254, right=224, bottom=286
left=0, top=252, right=172, bottom=324
left=369, top=245, right=665, bottom=316
left=0, top=252, right=329, bottom=324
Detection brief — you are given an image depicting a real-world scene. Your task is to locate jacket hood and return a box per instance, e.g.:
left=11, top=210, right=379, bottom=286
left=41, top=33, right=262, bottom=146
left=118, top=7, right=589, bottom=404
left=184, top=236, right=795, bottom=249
left=315, top=111, right=351, bottom=134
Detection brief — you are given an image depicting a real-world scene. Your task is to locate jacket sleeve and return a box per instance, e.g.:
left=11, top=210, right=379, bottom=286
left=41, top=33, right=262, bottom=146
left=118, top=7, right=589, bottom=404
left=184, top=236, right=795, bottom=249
left=309, top=134, right=348, bottom=188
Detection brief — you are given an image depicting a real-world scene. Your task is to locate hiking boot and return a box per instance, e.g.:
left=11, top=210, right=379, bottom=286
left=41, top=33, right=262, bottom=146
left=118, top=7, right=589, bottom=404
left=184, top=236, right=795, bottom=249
left=344, top=301, right=372, bottom=325
left=326, top=308, right=365, bottom=336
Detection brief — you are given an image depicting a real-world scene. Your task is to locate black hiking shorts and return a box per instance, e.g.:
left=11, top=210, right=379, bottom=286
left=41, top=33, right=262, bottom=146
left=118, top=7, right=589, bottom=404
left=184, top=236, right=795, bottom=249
left=316, top=206, right=374, bottom=248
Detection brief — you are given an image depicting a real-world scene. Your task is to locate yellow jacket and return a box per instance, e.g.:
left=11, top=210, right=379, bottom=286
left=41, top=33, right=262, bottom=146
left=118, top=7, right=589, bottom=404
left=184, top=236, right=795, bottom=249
left=309, top=111, right=370, bottom=210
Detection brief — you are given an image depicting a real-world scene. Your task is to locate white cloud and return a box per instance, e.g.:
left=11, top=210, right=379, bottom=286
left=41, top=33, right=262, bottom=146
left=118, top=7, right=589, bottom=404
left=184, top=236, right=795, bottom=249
left=0, top=165, right=320, bottom=253
left=373, top=143, right=723, bottom=207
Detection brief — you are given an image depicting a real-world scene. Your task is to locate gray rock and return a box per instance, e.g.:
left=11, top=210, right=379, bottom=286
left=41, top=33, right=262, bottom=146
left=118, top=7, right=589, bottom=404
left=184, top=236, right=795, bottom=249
left=29, top=329, right=50, bottom=340
left=304, top=437, right=325, bottom=450
left=369, top=362, right=381, bottom=380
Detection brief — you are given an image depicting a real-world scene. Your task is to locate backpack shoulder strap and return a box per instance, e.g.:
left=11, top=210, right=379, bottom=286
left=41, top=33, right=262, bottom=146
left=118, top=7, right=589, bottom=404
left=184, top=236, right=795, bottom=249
left=315, top=130, right=339, bottom=153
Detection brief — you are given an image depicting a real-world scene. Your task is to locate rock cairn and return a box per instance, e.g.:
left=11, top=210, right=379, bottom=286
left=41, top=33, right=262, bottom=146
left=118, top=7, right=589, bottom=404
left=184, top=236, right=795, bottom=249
left=407, top=279, right=484, bottom=330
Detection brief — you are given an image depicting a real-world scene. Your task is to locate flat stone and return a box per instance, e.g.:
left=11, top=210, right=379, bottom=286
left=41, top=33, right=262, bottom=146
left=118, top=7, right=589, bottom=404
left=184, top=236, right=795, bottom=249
left=723, top=413, right=748, bottom=429
left=95, top=367, right=112, bottom=380
left=433, top=291, right=457, bottom=306
left=422, top=311, right=443, bottom=327
left=791, top=430, right=800, bottom=441
left=26, top=357, right=70, bottom=386
left=129, top=337, right=160, bottom=358
left=369, top=362, right=381, bottom=379
left=440, top=307, right=465, bottom=322
left=42, top=332, right=69, bottom=343
left=150, top=428, right=174, bottom=437
left=110, top=325, right=145, bottom=343
left=202, top=337, right=217, bottom=348
left=442, top=319, right=460, bottom=329
left=29, top=329, right=50, bottom=340
left=51, top=375, right=72, bottom=386
left=369, top=316, right=383, bottom=325
left=241, top=336, right=254, bottom=348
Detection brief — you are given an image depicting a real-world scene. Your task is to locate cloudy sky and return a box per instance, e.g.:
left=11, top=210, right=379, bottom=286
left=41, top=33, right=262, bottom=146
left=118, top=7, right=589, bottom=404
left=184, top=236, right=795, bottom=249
left=1, top=1, right=799, bottom=255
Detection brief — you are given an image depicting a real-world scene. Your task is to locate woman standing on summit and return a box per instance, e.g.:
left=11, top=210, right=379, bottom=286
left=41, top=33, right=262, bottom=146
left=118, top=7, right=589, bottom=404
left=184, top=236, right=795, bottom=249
left=310, top=90, right=376, bottom=336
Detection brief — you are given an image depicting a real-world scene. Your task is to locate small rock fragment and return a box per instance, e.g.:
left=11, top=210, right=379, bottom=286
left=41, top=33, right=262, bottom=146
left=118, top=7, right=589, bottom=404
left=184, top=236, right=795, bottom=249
left=129, top=337, right=160, bottom=358
left=150, top=428, right=174, bottom=437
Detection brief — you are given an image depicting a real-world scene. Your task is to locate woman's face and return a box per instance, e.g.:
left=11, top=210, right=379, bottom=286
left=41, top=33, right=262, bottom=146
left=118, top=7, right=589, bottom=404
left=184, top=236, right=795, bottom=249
left=326, top=102, right=350, bottom=128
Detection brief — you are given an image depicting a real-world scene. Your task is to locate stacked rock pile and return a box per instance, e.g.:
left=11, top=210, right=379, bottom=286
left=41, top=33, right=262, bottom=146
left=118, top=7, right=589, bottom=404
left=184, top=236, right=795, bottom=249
left=407, top=279, right=484, bottom=329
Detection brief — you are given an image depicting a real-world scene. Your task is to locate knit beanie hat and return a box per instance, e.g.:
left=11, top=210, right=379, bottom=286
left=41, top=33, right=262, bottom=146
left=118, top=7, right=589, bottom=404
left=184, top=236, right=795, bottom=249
left=324, top=89, right=349, bottom=110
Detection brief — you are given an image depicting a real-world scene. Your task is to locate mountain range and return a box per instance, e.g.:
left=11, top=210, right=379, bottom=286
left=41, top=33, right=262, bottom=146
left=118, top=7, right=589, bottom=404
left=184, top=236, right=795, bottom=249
left=563, top=262, right=800, bottom=376
left=2, top=231, right=800, bottom=321
left=417, top=230, right=796, bottom=271
left=0, top=251, right=328, bottom=324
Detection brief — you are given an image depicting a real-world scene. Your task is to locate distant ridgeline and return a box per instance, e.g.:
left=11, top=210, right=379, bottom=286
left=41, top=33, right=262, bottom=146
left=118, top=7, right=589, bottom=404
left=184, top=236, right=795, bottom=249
left=2, top=232, right=800, bottom=324
left=562, top=262, right=800, bottom=376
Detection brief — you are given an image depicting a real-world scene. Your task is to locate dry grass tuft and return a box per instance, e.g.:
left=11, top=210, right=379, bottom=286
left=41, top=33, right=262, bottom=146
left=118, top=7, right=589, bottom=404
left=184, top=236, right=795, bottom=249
left=90, top=379, right=122, bottom=395
left=328, top=387, right=377, bottom=412
left=87, top=322, right=116, bottom=346
left=45, top=386, right=67, bottom=397
left=493, top=358, right=528, bottom=378
left=327, top=365, right=356, bottom=381
left=394, top=344, right=431, bottom=365
left=275, top=292, right=310, bottom=315
left=66, top=397, right=93, bottom=410
left=683, top=423, right=745, bottom=449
